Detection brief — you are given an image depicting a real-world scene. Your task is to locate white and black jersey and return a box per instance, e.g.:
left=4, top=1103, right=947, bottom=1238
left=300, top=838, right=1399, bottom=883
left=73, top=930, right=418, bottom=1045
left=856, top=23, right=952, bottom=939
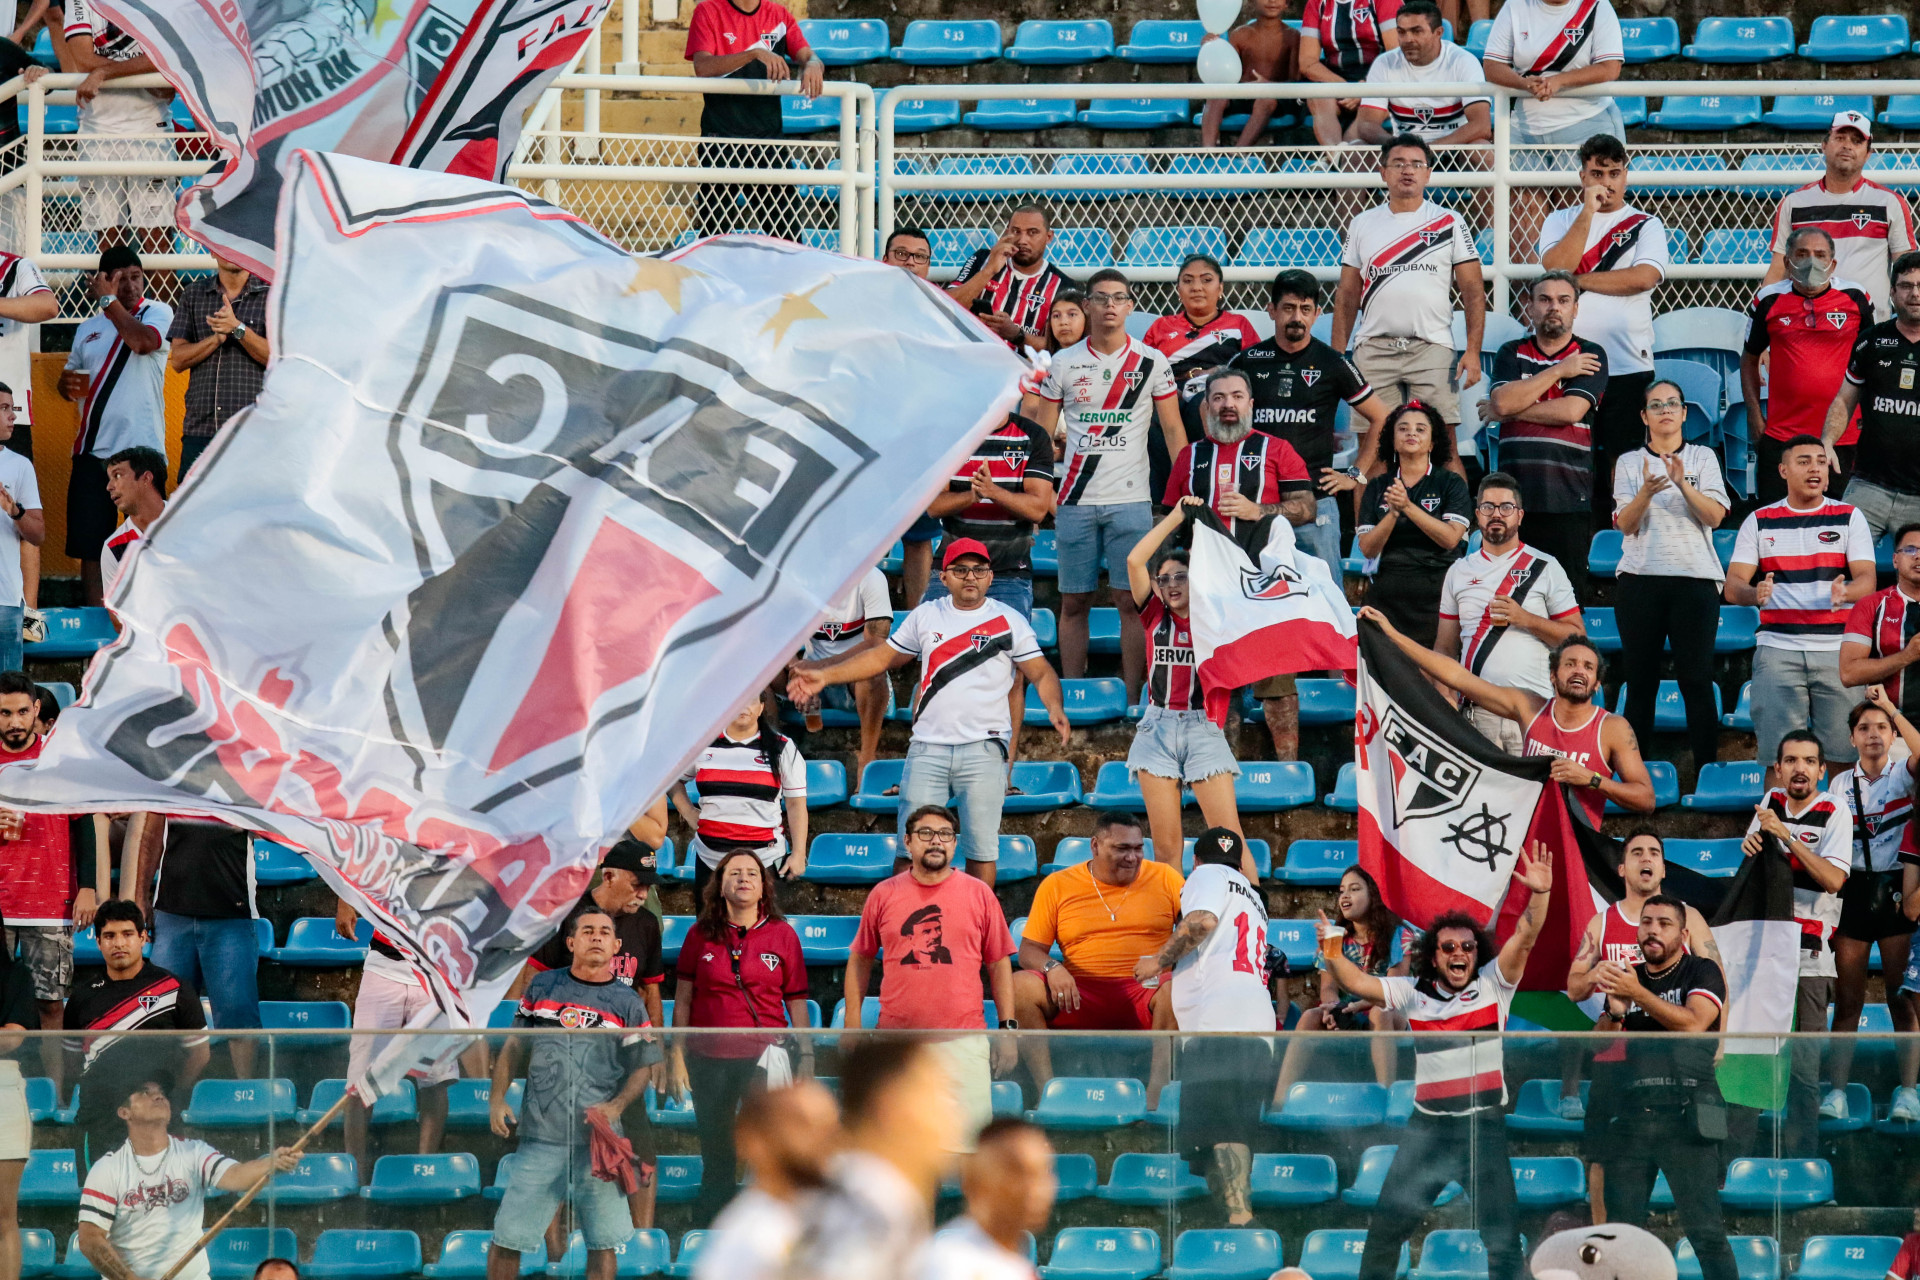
left=80, top=1138, right=235, bottom=1280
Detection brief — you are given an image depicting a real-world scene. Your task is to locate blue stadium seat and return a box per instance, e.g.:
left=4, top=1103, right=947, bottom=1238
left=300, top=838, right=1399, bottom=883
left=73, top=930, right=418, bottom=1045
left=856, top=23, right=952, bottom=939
left=260, top=1000, right=351, bottom=1045
left=1165, top=153, right=1266, bottom=198
left=1033, top=607, right=1059, bottom=650
left=1801, top=14, right=1909, bottom=60
left=1676, top=1237, right=1779, bottom=1280
left=646, top=1085, right=695, bottom=1129
left=1122, top=225, right=1229, bottom=269
left=1195, top=107, right=1298, bottom=133
left=1120, top=20, right=1206, bottom=62
left=992, top=1080, right=1024, bottom=1119
left=1298, top=678, right=1356, bottom=724
left=447, top=1079, right=521, bottom=1130
left=1619, top=15, right=1680, bottom=59
left=26, top=608, right=115, bottom=660
left=929, top=155, right=1035, bottom=201
left=36, top=103, right=77, bottom=135
left=1583, top=608, right=1621, bottom=653
left=790, top=915, right=859, bottom=964
left=1618, top=97, right=1648, bottom=128
left=363, top=1154, right=480, bottom=1204
left=780, top=96, right=842, bottom=134
left=548, top=1229, right=671, bottom=1278
left=269, top=916, right=370, bottom=966
left=1003, top=761, right=1085, bottom=813
left=1235, top=762, right=1316, bottom=812
left=1267, top=1082, right=1388, bottom=1130
left=804, top=833, right=900, bottom=884
left=1511, top=1157, right=1585, bottom=1206
left=887, top=96, right=963, bottom=132
left=1683, top=762, right=1766, bottom=812
left=892, top=19, right=1001, bottom=64
left=1275, top=839, right=1356, bottom=886
left=1736, top=151, right=1825, bottom=198
left=203, top=1229, right=299, bottom=1280
left=1027, top=1077, right=1148, bottom=1129
left=1415, top=1231, right=1519, bottom=1280
left=183, top=1079, right=298, bottom=1127
left=799, top=18, right=888, bottom=65
left=1463, top=18, right=1492, bottom=57
left=18, top=1231, right=51, bottom=1280
left=1613, top=680, right=1723, bottom=733
left=298, top=1081, right=415, bottom=1129
left=1048, top=227, right=1117, bottom=269
left=1507, top=1080, right=1587, bottom=1135
left=1715, top=531, right=1742, bottom=573
left=1683, top=16, right=1795, bottom=61
left=661, top=916, right=693, bottom=963
left=1653, top=356, right=1725, bottom=435
left=1662, top=225, right=1690, bottom=262
left=1343, top=1145, right=1460, bottom=1208
left=1249, top=1153, right=1339, bottom=1207
left=1051, top=153, right=1150, bottom=200
left=1041, top=1229, right=1161, bottom=1280
left=252, top=839, right=317, bottom=885
left=1028, top=679, right=1128, bottom=726
left=1167, top=1230, right=1284, bottom=1280
left=1628, top=154, right=1731, bottom=198
left=1041, top=839, right=1094, bottom=873
left=23, top=1078, right=72, bottom=1125
left=1700, top=229, right=1772, bottom=265
left=261, top=1154, right=360, bottom=1206
left=19, top=1152, right=77, bottom=1206
left=963, top=99, right=1077, bottom=130
left=846, top=757, right=905, bottom=814
left=664, top=1233, right=706, bottom=1279
left=804, top=759, right=848, bottom=807
left=1302, top=1231, right=1409, bottom=1280
left=1267, top=919, right=1316, bottom=970
left=39, top=681, right=75, bottom=709
left=1716, top=607, right=1759, bottom=652
left=1794, top=1237, right=1903, bottom=1280
left=1096, top=1152, right=1209, bottom=1204
left=1143, top=1081, right=1180, bottom=1127
left=1233, top=227, right=1342, bottom=268
left=997, top=836, right=1040, bottom=882
left=1654, top=307, right=1749, bottom=381
left=1881, top=98, right=1920, bottom=129
left=1589, top=530, right=1623, bottom=577
left=423, top=1232, right=541, bottom=1279
left=1054, top=1153, right=1099, bottom=1202
left=1764, top=94, right=1874, bottom=131
left=1079, top=99, right=1188, bottom=129
left=1087, top=608, right=1122, bottom=654
left=483, top=1154, right=519, bottom=1203
left=1033, top=529, right=1059, bottom=575
left=1663, top=838, right=1745, bottom=879
left=1650, top=96, right=1761, bottom=131
left=1005, top=19, right=1115, bottom=64
left=656, top=1156, right=703, bottom=1204
left=1325, top=762, right=1358, bottom=812
left=1720, top=1158, right=1833, bottom=1209
left=305, top=1232, right=423, bottom=1280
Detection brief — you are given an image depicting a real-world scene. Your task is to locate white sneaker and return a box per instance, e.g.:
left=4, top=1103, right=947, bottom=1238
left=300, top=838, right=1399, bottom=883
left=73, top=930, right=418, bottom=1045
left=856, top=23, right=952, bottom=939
left=1890, top=1086, right=1920, bottom=1123
left=1558, top=1094, right=1586, bottom=1121
left=1818, top=1087, right=1848, bottom=1120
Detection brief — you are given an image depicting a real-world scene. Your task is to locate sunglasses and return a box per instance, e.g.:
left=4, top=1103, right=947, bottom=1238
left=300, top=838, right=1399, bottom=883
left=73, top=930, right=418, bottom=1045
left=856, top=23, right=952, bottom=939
left=1438, top=940, right=1478, bottom=955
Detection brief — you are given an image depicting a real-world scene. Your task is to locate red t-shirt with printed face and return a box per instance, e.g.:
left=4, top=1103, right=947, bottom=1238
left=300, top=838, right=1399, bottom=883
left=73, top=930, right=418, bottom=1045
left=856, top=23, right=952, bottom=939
left=851, top=871, right=1014, bottom=1030
left=684, top=0, right=812, bottom=139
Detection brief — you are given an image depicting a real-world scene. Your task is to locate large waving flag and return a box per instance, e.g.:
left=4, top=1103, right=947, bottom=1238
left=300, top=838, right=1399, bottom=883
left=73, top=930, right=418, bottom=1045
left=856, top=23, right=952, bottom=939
left=96, top=0, right=611, bottom=276
left=0, top=154, right=1024, bottom=1082
left=1187, top=509, right=1356, bottom=728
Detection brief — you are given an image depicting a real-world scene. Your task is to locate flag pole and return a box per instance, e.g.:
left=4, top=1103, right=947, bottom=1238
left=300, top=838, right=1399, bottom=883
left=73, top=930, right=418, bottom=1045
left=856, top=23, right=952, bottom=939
left=157, top=1089, right=355, bottom=1280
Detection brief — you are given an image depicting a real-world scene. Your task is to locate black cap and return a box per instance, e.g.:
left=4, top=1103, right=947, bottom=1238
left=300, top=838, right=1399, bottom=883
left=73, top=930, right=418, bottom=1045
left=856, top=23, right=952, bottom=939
left=98, top=245, right=143, bottom=275
left=601, top=836, right=662, bottom=885
left=1193, top=826, right=1245, bottom=869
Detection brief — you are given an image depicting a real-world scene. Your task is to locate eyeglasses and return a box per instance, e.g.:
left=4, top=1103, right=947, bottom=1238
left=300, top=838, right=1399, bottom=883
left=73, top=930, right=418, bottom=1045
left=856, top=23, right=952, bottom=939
left=909, top=827, right=957, bottom=842
left=1437, top=940, right=1478, bottom=955
left=1644, top=398, right=1685, bottom=412
left=945, top=564, right=992, bottom=579
left=1086, top=293, right=1133, bottom=307
left=1476, top=502, right=1520, bottom=515
left=887, top=250, right=932, bottom=266
left=1385, top=159, right=1430, bottom=171
left=1154, top=572, right=1189, bottom=587
left=1897, top=546, right=1920, bottom=558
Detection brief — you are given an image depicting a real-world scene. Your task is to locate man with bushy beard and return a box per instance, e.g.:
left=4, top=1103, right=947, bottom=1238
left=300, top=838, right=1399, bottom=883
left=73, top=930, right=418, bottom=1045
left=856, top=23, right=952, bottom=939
left=1487, top=272, right=1610, bottom=596
left=1360, top=612, right=1654, bottom=821
left=1162, top=369, right=1319, bottom=758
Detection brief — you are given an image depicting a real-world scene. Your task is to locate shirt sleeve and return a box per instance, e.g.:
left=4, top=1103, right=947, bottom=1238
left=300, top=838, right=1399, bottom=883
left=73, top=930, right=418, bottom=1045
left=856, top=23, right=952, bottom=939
left=1270, top=441, right=1311, bottom=494
left=1454, top=46, right=1492, bottom=105
left=188, top=1139, right=238, bottom=1193
left=1843, top=595, right=1879, bottom=649
left=1449, top=213, right=1477, bottom=266
left=1163, top=445, right=1194, bottom=507
left=1341, top=220, right=1366, bottom=268
left=1588, top=0, right=1624, bottom=62
left=1438, top=563, right=1460, bottom=620
left=1887, top=1235, right=1920, bottom=1280
left=980, top=884, right=1016, bottom=964
left=1335, top=353, right=1373, bottom=404
left=1438, top=471, right=1471, bottom=525
left=13, top=460, right=40, bottom=513
left=528, top=930, right=564, bottom=973
left=779, top=925, right=809, bottom=998
left=1817, top=801, right=1854, bottom=872
left=1691, top=445, right=1729, bottom=506
left=1635, top=214, right=1672, bottom=282
left=1563, top=344, right=1608, bottom=407
left=1482, top=2, right=1515, bottom=63
left=1300, top=0, right=1327, bottom=43
left=1023, top=874, right=1061, bottom=950
left=142, top=301, right=173, bottom=344
left=1375, top=974, right=1416, bottom=1012
left=850, top=890, right=884, bottom=959
left=1846, top=333, right=1872, bottom=386
left=886, top=603, right=928, bottom=657
left=1015, top=414, right=1056, bottom=476
left=170, top=977, right=210, bottom=1044
left=951, top=246, right=991, bottom=290
left=1489, top=342, right=1520, bottom=392
left=1180, top=865, right=1231, bottom=921
left=1149, top=354, right=1177, bottom=401
left=63, top=0, right=91, bottom=40
left=166, top=298, right=194, bottom=343
left=1535, top=206, right=1572, bottom=265
left=1892, top=194, right=1918, bottom=257
left=1612, top=449, right=1640, bottom=518
left=1035, top=352, right=1066, bottom=404
left=673, top=923, right=703, bottom=984
left=1006, top=609, right=1043, bottom=662
left=78, top=1157, right=120, bottom=1232
left=777, top=738, right=807, bottom=797
left=1730, top=513, right=1760, bottom=570
left=1538, top=558, right=1581, bottom=619
left=1847, top=508, right=1876, bottom=566
left=512, top=972, right=549, bottom=1029
left=777, top=4, right=812, bottom=60
left=684, top=1, right=722, bottom=57
left=1744, top=292, right=1774, bottom=355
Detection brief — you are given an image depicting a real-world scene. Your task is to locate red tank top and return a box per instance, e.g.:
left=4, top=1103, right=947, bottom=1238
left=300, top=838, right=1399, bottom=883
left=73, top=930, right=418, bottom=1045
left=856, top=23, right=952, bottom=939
left=1523, top=702, right=1611, bottom=827
left=0, top=736, right=76, bottom=926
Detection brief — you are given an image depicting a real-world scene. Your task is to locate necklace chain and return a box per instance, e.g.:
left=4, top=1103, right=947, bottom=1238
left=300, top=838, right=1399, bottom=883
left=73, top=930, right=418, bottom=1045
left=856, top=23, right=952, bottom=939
left=1089, top=871, right=1135, bottom=922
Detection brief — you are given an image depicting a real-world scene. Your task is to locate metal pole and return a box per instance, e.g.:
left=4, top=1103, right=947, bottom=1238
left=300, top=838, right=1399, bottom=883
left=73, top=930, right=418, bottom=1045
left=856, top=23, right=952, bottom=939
left=579, top=26, right=602, bottom=162
left=837, top=88, right=855, bottom=255
left=1491, top=90, right=1511, bottom=320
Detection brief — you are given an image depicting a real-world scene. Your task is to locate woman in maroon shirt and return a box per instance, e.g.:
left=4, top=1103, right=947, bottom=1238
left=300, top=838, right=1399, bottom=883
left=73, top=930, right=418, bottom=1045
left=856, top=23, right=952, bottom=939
left=664, top=849, right=809, bottom=1225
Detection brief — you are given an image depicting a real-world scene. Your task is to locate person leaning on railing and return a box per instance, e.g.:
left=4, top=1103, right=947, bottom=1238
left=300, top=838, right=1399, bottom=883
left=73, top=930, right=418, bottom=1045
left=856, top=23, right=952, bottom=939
left=684, top=0, right=821, bottom=244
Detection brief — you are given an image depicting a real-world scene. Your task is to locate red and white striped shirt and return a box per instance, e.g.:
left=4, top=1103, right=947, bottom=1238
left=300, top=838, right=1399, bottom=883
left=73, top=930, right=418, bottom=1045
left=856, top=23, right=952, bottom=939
left=1140, top=598, right=1202, bottom=713
left=1730, top=498, right=1875, bottom=650
left=1379, top=962, right=1518, bottom=1115
left=1843, top=585, right=1920, bottom=717
left=681, top=731, right=806, bottom=863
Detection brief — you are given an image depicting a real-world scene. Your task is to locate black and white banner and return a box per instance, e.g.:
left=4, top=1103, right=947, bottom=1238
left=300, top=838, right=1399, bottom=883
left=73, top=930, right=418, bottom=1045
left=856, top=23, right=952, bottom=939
left=0, top=155, right=1023, bottom=1084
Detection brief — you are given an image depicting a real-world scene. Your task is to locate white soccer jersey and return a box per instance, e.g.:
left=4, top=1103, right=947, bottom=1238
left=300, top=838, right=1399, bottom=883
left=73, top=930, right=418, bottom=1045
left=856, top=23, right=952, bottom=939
left=1484, top=0, right=1624, bottom=133
left=65, top=301, right=172, bottom=459
left=1036, top=338, right=1176, bottom=506
left=62, top=0, right=169, bottom=133
left=1171, top=862, right=1273, bottom=1032
left=1342, top=201, right=1479, bottom=348
left=1538, top=203, right=1668, bottom=375
left=80, top=1138, right=235, bottom=1280
left=887, top=597, right=1041, bottom=747
left=917, top=1218, right=1035, bottom=1280
left=1359, top=43, right=1491, bottom=140
left=1745, top=788, right=1852, bottom=978
left=0, top=253, right=51, bottom=427
left=1830, top=759, right=1912, bottom=873
left=1379, top=962, right=1518, bottom=1115
left=1439, top=543, right=1582, bottom=699
left=0, top=450, right=39, bottom=610
left=1770, top=178, right=1918, bottom=321
left=808, top=567, right=891, bottom=662
left=101, top=514, right=154, bottom=597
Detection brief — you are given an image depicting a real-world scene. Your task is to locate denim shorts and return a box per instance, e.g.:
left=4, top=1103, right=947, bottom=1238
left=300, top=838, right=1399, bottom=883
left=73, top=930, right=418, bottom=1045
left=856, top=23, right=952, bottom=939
left=491, top=1139, right=635, bottom=1253
left=1903, top=933, right=1920, bottom=995
left=1056, top=502, right=1153, bottom=594
left=923, top=573, right=1034, bottom=620
left=1510, top=100, right=1626, bottom=167
left=1126, top=707, right=1241, bottom=784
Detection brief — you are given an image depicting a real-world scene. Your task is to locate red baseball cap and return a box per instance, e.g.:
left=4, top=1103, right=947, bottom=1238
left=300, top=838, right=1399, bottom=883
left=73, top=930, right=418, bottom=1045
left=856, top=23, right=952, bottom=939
left=941, top=538, right=992, bottom=568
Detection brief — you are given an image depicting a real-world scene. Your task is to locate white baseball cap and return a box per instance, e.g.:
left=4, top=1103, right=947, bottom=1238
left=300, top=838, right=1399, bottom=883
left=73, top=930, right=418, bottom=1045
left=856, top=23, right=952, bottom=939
left=1831, top=110, right=1873, bottom=139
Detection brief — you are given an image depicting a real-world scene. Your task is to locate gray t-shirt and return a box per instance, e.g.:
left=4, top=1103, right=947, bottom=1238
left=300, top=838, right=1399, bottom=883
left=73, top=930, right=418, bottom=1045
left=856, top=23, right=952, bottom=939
left=512, top=967, right=657, bottom=1148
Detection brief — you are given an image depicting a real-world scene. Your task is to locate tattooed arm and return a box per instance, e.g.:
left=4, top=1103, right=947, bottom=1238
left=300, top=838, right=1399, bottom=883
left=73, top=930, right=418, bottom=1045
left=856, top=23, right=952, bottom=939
left=78, top=1225, right=146, bottom=1280
left=1565, top=917, right=1605, bottom=1001
left=1686, top=905, right=1724, bottom=976
left=1135, top=911, right=1219, bottom=985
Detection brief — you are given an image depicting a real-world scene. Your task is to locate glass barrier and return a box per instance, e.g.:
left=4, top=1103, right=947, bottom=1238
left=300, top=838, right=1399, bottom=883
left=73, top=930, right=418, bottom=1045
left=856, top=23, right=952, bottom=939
left=5, top=1027, right=1914, bottom=1279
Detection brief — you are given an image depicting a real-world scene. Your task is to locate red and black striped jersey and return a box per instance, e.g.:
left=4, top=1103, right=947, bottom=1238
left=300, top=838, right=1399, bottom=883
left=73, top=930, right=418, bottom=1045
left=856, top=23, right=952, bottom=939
left=1162, top=433, right=1311, bottom=554
left=1844, top=585, right=1920, bottom=717
left=1770, top=178, right=1918, bottom=320
left=681, top=731, right=806, bottom=857
left=1742, top=278, right=1873, bottom=442
left=1730, top=498, right=1875, bottom=649
left=1301, top=0, right=1401, bottom=80
left=1489, top=335, right=1609, bottom=515
left=1037, top=338, right=1178, bottom=506
left=941, top=414, right=1055, bottom=576
left=1140, top=597, right=1203, bottom=712
left=949, top=251, right=1072, bottom=343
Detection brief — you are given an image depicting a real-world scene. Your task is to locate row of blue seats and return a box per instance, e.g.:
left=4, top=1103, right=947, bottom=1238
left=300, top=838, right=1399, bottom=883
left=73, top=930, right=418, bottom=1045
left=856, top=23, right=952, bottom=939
left=1593, top=528, right=1916, bottom=580
left=12, top=96, right=199, bottom=136
left=1325, top=755, right=1772, bottom=816
left=797, top=14, right=1919, bottom=69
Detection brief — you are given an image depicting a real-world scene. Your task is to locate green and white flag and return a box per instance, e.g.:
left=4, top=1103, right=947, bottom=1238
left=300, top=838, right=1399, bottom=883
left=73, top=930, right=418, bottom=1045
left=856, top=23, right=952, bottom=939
left=1709, top=833, right=1800, bottom=1110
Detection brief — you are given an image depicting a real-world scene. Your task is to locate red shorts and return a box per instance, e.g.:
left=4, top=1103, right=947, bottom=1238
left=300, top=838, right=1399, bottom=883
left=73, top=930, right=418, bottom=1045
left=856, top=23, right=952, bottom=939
left=1049, top=974, right=1155, bottom=1031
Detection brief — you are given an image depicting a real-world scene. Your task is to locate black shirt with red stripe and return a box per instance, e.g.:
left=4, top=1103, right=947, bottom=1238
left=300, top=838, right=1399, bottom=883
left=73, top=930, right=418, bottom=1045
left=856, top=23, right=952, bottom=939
left=1844, top=320, right=1920, bottom=493
left=1139, top=597, right=1203, bottom=712
left=940, top=414, right=1055, bottom=578
left=1490, top=335, right=1609, bottom=515
left=1228, top=336, right=1373, bottom=478
left=65, top=960, right=209, bottom=1126
left=950, top=252, right=1071, bottom=345
left=1621, top=953, right=1724, bottom=1102
left=528, top=890, right=665, bottom=990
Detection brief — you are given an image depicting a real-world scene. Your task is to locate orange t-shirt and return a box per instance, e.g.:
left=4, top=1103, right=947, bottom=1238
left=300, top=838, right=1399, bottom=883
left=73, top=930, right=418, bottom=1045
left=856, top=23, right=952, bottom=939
left=1024, top=860, right=1185, bottom=979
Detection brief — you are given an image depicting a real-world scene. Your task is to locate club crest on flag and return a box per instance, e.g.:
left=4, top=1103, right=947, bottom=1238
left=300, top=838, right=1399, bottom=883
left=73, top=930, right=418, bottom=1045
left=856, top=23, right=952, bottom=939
left=1381, top=706, right=1482, bottom=825
left=1240, top=561, right=1300, bottom=600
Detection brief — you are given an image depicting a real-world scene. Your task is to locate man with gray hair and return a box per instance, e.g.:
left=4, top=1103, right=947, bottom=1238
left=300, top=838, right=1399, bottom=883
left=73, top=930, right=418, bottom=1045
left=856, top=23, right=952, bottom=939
left=1488, top=271, right=1609, bottom=596
left=1744, top=225, right=1875, bottom=505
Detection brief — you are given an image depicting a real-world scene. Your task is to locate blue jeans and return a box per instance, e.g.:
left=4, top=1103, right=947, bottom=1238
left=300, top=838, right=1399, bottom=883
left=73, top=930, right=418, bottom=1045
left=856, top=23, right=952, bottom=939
left=1299, top=496, right=1344, bottom=583
left=0, top=604, right=22, bottom=674
left=898, top=739, right=1007, bottom=867
left=491, top=1139, right=634, bottom=1254
left=922, top=573, right=1035, bottom=620
left=150, top=911, right=261, bottom=1029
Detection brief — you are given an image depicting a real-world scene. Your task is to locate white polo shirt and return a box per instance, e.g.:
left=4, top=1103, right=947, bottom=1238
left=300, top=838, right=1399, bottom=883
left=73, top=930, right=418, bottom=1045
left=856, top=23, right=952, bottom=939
left=1342, top=200, right=1479, bottom=349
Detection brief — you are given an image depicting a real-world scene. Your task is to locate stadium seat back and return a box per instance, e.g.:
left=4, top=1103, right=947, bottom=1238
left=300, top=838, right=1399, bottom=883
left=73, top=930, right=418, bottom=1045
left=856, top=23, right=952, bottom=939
left=305, top=1231, right=423, bottom=1280
left=252, top=839, right=319, bottom=885
left=804, top=833, right=900, bottom=883
left=260, top=1000, right=351, bottom=1043
left=1344, top=1145, right=1461, bottom=1208
left=1275, top=839, right=1356, bottom=885
left=1049, top=227, right=1117, bottom=268
left=1507, top=1080, right=1587, bottom=1134
left=207, top=1229, right=299, bottom=1280
left=1233, top=227, right=1342, bottom=268
left=847, top=757, right=906, bottom=812
left=365, top=1153, right=481, bottom=1204
left=271, top=916, right=370, bottom=966
left=1120, top=19, right=1207, bottom=62
left=1793, top=1237, right=1902, bottom=1280
left=1684, top=762, right=1766, bottom=812
left=1326, top=761, right=1359, bottom=812
left=1618, top=15, right=1680, bottom=59
left=1054, top=1152, right=1099, bottom=1201
left=1042, top=1228, right=1161, bottom=1280
left=655, top=1156, right=703, bottom=1203
left=1266, top=919, right=1317, bottom=970
left=1662, top=838, right=1744, bottom=878
left=1270, top=1082, right=1387, bottom=1129
left=1122, top=225, right=1229, bottom=269
left=1719, top=1158, right=1833, bottom=1209
left=1301, top=1230, right=1408, bottom=1280
left=19, top=1151, right=78, bottom=1206
left=1765, top=93, right=1874, bottom=130
left=1510, top=1157, right=1584, bottom=1206
left=1416, top=1231, right=1520, bottom=1280
left=790, top=914, right=860, bottom=963
left=1235, top=761, right=1315, bottom=812
left=1683, top=16, right=1794, bottom=61
left=886, top=95, right=963, bottom=132
left=1799, top=14, right=1909, bottom=61
left=1097, top=1152, right=1209, bottom=1203
left=1700, top=228, right=1771, bottom=265
left=1078, top=99, right=1188, bottom=129
left=1165, top=153, right=1266, bottom=197
left=1167, top=1230, right=1284, bottom=1280
left=804, top=759, right=848, bottom=807
left=893, top=19, right=1001, bottom=64
left=799, top=17, right=888, bottom=64
left=1003, top=760, right=1085, bottom=813
left=183, top=1078, right=298, bottom=1127
left=1249, top=1153, right=1338, bottom=1206
left=1295, top=678, right=1355, bottom=725
left=1027, top=1077, right=1148, bottom=1128
left=1007, top=18, right=1115, bottom=64
left=1674, top=1236, right=1779, bottom=1280
left=1029, top=678, right=1128, bottom=726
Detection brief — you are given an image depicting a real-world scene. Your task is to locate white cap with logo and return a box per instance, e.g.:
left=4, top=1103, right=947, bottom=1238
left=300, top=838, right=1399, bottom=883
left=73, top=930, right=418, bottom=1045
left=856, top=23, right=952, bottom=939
left=1831, top=110, right=1873, bottom=139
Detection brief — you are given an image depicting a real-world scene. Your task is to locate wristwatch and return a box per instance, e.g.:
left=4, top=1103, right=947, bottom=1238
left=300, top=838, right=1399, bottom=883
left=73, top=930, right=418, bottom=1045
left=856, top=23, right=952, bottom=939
left=233, top=322, right=249, bottom=337
left=998, top=1018, right=1020, bottom=1030
left=1043, top=959, right=1062, bottom=974
left=1590, top=771, right=1603, bottom=789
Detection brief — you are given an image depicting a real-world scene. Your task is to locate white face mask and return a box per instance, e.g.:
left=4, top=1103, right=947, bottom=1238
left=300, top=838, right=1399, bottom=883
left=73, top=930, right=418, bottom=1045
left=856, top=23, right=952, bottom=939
left=1788, top=255, right=1835, bottom=289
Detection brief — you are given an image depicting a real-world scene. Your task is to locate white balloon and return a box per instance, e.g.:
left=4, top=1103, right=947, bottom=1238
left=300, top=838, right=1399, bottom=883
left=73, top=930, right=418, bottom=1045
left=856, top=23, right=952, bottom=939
left=1196, top=37, right=1242, bottom=84
left=1196, top=0, right=1239, bottom=35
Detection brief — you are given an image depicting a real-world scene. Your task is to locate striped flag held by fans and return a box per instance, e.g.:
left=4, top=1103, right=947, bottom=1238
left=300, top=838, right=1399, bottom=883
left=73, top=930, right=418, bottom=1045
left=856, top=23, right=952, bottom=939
left=1706, top=833, right=1799, bottom=1109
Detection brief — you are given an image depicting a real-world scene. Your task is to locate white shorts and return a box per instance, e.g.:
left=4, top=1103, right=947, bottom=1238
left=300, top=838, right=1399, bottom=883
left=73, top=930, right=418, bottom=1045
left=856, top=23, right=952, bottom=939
left=347, top=969, right=460, bottom=1086
left=78, top=136, right=176, bottom=232
left=926, top=1035, right=992, bottom=1154
left=0, top=1060, right=28, bottom=1160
